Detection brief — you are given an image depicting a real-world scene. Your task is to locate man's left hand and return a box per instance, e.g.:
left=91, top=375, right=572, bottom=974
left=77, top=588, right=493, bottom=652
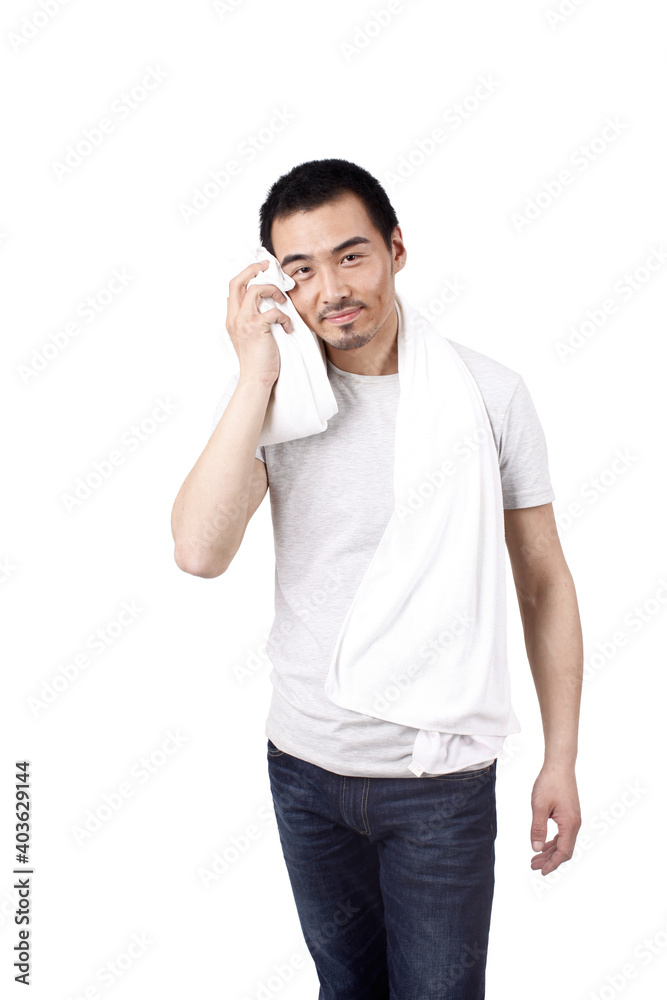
left=530, top=764, right=582, bottom=875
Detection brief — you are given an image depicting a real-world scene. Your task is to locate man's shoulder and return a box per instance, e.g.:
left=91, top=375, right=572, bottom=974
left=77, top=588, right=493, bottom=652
left=446, top=338, right=523, bottom=421
left=447, top=337, right=521, bottom=385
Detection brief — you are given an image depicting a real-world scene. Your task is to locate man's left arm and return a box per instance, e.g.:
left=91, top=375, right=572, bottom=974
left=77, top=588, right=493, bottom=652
left=504, top=501, right=583, bottom=876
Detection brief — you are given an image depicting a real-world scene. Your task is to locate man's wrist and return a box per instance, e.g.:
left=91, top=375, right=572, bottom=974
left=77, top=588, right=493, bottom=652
left=238, top=371, right=277, bottom=391
left=542, top=750, right=578, bottom=770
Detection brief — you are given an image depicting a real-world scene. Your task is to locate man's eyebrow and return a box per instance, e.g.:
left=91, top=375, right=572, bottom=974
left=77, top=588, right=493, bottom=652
left=280, top=236, right=371, bottom=269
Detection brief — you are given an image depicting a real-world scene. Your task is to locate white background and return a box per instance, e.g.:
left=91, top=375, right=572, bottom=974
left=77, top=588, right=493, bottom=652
left=2, top=0, right=666, bottom=997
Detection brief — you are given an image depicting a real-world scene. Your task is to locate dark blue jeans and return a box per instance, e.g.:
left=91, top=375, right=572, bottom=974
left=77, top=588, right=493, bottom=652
left=267, top=738, right=497, bottom=999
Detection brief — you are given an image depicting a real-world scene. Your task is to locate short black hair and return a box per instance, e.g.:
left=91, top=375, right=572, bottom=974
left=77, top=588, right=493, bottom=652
left=259, top=158, right=399, bottom=260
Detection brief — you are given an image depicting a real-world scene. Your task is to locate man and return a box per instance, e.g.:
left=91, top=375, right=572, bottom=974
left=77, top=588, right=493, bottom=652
left=171, top=158, right=583, bottom=998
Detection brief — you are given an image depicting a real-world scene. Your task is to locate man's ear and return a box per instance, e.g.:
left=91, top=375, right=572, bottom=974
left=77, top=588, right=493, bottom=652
left=390, top=227, right=407, bottom=274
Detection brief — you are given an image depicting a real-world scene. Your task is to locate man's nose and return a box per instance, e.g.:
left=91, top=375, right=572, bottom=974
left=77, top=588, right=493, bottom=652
left=318, top=266, right=352, bottom=306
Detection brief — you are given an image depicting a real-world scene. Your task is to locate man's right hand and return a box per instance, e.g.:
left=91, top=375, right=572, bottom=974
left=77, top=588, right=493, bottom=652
left=226, top=259, right=293, bottom=386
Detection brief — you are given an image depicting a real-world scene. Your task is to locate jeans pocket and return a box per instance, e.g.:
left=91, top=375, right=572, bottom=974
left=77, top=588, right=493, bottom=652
left=267, top=738, right=285, bottom=758
left=428, top=761, right=494, bottom=780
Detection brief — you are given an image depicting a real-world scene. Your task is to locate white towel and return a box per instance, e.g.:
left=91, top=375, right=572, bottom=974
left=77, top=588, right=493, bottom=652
left=220, top=246, right=338, bottom=447
left=220, top=247, right=520, bottom=776
left=324, top=291, right=520, bottom=775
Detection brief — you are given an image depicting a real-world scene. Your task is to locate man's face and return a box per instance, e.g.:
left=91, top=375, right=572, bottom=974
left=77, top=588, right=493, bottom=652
left=269, top=191, right=406, bottom=353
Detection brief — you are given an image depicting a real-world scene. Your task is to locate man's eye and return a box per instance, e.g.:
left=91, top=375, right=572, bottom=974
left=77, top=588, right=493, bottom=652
left=292, top=255, right=359, bottom=276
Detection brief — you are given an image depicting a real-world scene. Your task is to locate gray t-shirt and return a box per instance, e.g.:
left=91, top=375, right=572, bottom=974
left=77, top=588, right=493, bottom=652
left=211, top=335, right=555, bottom=777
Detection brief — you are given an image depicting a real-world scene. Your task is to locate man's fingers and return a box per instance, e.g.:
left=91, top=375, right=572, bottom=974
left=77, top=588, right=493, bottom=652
left=248, top=283, right=287, bottom=306
left=227, top=260, right=271, bottom=307
left=551, top=822, right=577, bottom=862
left=532, top=824, right=579, bottom=874
left=261, top=306, right=292, bottom=334
left=540, top=844, right=573, bottom=874
left=530, top=812, right=550, bottom=852
left=531, top=834, right=558, bottom=857
left=226, top=266, right=288, bottom=337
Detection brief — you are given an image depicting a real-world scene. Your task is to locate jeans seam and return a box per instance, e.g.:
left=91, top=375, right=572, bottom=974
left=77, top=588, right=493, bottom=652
left=340, top=776, right=350, bottom=828
left=341, top=776, right=371, bottom=836
left=361, top=778, right=371, bottom=836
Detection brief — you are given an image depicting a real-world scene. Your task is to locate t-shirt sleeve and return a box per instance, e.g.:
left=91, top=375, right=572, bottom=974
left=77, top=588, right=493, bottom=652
left=208, top=373, right=265, bottom=464
left=498, top=376, right=555, bottom=508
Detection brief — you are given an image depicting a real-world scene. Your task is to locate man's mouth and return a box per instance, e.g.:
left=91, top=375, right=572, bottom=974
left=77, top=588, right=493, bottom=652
left=324, top=307, right=363, bottom=325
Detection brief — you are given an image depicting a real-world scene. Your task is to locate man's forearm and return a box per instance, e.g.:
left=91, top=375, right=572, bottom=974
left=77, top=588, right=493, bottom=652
left=517, top=567, right=583, bottom=768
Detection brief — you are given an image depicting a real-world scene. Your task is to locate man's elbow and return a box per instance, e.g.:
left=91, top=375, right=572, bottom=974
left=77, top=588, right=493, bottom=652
left=517, top=563, right=575, bottom=609
left=173, top=543, right=228, bottom=578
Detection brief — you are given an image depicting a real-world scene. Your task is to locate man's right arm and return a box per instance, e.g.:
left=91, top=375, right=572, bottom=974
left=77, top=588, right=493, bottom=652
left=171, top=258, right=291, bottom=578
left=170, top=376, right=272, bottom=578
